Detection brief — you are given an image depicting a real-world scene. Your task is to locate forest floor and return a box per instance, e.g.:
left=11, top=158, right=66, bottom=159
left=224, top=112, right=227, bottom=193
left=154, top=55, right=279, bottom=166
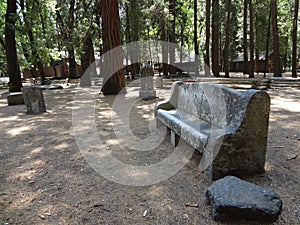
left=0, top=74, right=299, bottom=225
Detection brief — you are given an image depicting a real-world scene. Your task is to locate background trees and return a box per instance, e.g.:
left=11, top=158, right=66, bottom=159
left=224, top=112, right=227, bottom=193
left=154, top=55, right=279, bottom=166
left=0, top=0, right=299, bottom=89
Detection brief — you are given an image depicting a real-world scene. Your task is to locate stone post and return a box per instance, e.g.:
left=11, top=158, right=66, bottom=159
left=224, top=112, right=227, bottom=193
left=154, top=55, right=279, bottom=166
left=156, top=77, right=163, bottom=88
left=22, top=86, right=46, bottom=114
left=139, top=65, right=156, bottom=99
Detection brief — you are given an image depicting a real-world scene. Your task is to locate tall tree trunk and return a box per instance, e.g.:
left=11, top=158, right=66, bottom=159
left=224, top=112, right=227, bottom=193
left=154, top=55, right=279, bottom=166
left=80, top=33, right=94, bottom=87
left=101, top=0, right=125, bottom=95
left=249, top=0, right=255, bottom=78
left=68, top=47, right=77, bottom=78
left=129, top=0, right=140, bottom=79
left=161, top=19, right=168, bottom=76
left=292, top=0, right=299, bottom=78
left=223, top=0, right=231, bottom=78
left=169, top=0, right=176, bottom=75
left=125, top=2, right=131, bottom=68
left=211, top=0, right=220, bottom=77
left=271, top=0, right=282, bottom=77
left=5, top=0, right=22, bottom=92
left=243, top=0, right=249, bottom=75
left=205, top=0, right=211, bottom=76
left=68, top=0, right=77, bottom=78
left=180, top=22, right=184, bottom=63
left=194, top=0, right=199, bottom=57
left=264, top=10, right=272, bottom=77
left=194, top=0, right=199, bottom=75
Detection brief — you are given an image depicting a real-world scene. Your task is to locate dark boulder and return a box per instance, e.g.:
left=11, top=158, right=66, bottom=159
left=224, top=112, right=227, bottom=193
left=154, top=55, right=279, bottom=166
left=206, top=176, right=282, bottom=222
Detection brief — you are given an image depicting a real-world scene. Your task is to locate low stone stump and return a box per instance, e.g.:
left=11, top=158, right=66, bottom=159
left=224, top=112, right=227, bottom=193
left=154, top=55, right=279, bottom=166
left=156, top=77, right=164, bottom=88
left=206, top=176, right=283, bottom=222
left=7, top=92, right=25, bottom=106
left=22, top=86, right=46, bottom=114
left=139, top=65, right=156, bottom=99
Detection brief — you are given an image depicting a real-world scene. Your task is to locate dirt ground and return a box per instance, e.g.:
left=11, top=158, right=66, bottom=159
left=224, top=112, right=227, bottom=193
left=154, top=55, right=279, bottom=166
left=0, top=77, right=299, bottom=225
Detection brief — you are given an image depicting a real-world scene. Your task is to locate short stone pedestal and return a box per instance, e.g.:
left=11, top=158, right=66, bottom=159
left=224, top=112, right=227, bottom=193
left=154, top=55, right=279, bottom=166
left=139, top=65, right=156, bottom=99
left=22, top=86, right=46, bottom=114
left=156, top=77, right=164, bottom=88
left=7, top=92, right=25, bottom=106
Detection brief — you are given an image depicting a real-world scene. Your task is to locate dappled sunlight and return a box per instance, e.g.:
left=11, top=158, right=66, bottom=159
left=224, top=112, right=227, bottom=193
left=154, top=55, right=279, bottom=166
left=0, top=116, right=20, bottom=122
left=7, top=126, right=32, bottom=136
left=148, top=186, right=164, bottom=197
left=30, top=147, right=44, bottom=155
left=264, top=162, right=273, bottom=172
left=105, top=138, right=121, bottom=146
left=53, top=142, right=71, bottom=151
left=11, top=169, right=37, bottom=181
left=142, top=114, right=153, bottom=119
left=9, top=189, right=45, bottom=211
left=10, top=159, right=45, bottom=181
left=271, top=98, right=300, bottom=113
left=128, top=168, right=152, bottom=178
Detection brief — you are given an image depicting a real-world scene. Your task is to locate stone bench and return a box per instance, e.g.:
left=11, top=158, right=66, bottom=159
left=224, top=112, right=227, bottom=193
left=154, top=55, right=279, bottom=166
left=7, top=92, right=25, bottom=106
left=155, top=81, right=270, bottom=180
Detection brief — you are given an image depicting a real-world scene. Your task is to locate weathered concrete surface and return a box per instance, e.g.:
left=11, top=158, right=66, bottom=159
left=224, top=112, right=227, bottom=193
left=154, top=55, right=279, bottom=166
left=206, top=176, right=283, bottom=222
left=155, top=81, right=271, bottom=180
left=22, top=86, right=46, bottom=114
left=139, top=65, right=156, bottom=99
left=7, top=92, right=25, bottom=106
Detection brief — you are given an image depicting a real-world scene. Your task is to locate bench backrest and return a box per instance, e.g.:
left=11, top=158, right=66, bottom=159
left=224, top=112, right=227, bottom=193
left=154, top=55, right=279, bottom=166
left=175, top=82, right=255, bottom=128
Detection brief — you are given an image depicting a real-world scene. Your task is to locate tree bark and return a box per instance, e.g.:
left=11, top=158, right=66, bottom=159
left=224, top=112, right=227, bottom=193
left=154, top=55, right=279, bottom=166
left=80, top=33, right=94, bottom=87
left=205, top=0, right=211, bottom=76
left=101, top=0, right=125, bottom=95
left=292, top=0, right=299, bottom=78
left=194, top=0, right=199, bottom=57
left=249, top=0, right=255, bottom=78
left=68, top=47, right=77, bottom=78
left=180, top=22, right=184, bottom=63
left=211, top=0, right=220, bottom=77
left=193, top=0, right=199, bottom=75
left=271, top=0, right=282, bottom=77
left=129, top=0, right=140, bottom=79
left=68, top=0, right=77, bottom=78
left=169, top=0, right=176, bottom=75
left=125, top=2, right=131, bottom=70
left=161, top=19, right=168, bottom=76
left=243, top=0, right=249, bottom=75
left=264, top=10, right=272, bottom=77
left=223, top=0, right=231, bottom=78
left=5, top=0, right=22, bottom=92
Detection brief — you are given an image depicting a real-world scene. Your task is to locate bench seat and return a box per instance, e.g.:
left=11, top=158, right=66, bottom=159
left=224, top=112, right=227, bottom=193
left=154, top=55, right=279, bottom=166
left=156, top=109, right=211, bottom=150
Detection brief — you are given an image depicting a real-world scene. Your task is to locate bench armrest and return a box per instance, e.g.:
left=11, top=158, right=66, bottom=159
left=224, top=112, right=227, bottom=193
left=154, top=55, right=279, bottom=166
left=155, top=81, right=184, bottom=116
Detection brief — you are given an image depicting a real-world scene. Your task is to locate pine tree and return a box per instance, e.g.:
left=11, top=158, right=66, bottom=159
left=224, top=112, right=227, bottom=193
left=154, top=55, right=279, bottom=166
left=5, top=0, right=22, bottom=92
left=101, top=0, right=125, bottom=95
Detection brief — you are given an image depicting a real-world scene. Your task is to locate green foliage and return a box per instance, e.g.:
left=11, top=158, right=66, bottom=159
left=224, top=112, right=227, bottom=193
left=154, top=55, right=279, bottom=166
left=0, top=0, right=298, bottom=76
